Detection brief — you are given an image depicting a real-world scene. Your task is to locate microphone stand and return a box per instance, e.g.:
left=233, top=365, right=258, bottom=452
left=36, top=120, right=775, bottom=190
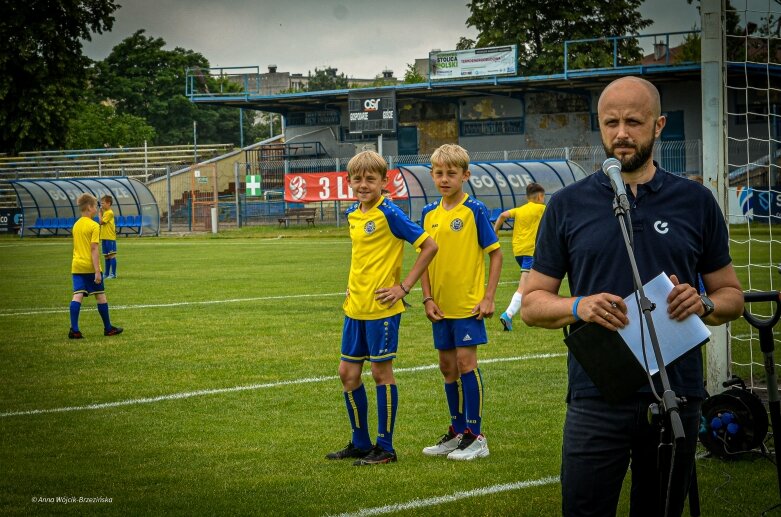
left=611, top=195, right=686, bottom=515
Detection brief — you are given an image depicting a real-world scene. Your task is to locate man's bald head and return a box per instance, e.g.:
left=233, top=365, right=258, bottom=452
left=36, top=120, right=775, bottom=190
left=598, top=76, right=662, bottom=118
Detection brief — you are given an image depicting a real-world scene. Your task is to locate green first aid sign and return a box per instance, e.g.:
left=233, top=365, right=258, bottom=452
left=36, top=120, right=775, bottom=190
left=246, top=175, right=261, bottom=196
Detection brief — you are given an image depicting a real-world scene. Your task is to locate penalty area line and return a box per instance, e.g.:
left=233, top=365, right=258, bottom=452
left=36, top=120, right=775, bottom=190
left=0, top=353, right=564, bottom=418
left=328, top=476, right=561, bottom=517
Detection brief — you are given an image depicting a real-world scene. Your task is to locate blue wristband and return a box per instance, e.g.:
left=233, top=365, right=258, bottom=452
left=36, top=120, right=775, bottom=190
left=572, top=296, right=583, bottom=321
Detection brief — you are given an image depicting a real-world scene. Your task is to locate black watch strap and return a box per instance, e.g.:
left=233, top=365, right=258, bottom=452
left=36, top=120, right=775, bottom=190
left=700, top=294, right=715, bottom=318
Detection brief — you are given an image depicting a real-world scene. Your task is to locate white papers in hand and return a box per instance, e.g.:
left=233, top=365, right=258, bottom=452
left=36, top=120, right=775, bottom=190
left=617, top=272, right=711, bottom=375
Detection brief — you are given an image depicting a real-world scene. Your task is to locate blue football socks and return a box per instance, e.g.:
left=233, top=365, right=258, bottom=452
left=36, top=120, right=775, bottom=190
left=97, top=303, right=112, bottom=331
left=344, top=384, right=371, bottom=451
left=69, top=301, right=81, bottom=331
left=444, top=379, right=467, bottom=434
left=375, top=384, right=398, bottom=452
left=461, top=369, right=484, bottom=435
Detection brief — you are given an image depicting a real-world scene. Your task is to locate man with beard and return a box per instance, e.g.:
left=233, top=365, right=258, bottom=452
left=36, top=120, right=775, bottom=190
left=521, top=76, right=743, bottom=516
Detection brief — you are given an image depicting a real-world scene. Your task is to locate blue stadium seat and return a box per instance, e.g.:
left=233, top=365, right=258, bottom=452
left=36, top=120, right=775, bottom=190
left=115, top=215, right=126, bottom=228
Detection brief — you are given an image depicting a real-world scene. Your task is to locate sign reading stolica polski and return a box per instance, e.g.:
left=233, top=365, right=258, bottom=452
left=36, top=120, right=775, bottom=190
left=429, top=45, right=517, bottom=80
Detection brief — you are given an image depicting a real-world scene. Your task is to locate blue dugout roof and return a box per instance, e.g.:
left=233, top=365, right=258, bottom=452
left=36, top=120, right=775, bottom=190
left=10, top=177, right=159, bottom=237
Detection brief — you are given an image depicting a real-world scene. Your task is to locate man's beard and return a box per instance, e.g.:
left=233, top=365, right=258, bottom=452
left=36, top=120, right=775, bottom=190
left=603, top=136, right=655, bottom=172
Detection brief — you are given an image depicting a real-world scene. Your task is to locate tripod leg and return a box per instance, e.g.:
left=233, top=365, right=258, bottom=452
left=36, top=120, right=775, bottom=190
left=688, top=463, right=700, bottom=517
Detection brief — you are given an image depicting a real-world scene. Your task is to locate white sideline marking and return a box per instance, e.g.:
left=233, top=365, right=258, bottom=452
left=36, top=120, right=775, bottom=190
left=0, top=353, right=564, bottom=418
left=329, top=476, right=560, bottom=517
left=0, top=282, right=521, bottom=317
left=0, top=292, right=345, bottom=317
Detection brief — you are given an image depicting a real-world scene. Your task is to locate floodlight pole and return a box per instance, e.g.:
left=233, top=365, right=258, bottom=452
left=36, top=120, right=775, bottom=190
left=193, top=121, right=198, bottom=164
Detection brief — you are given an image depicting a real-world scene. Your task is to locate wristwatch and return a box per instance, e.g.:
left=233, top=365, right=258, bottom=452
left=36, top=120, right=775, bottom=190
left=700, top=294, right=715, bottom=318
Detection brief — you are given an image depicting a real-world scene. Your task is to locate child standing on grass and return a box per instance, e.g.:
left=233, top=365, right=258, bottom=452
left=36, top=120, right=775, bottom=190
left=420, top=144, right=502, bottom=461
left=493, top=182, right=546, bottom=331
left=68, top=193, right=123, bottom=339
left=326, top=151, right=438, bottom=466
left=99, top=195, right=118, bottom=279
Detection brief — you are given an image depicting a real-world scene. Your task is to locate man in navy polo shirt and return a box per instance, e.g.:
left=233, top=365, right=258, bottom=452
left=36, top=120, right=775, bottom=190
left=522, top=76, right=744, bottom=516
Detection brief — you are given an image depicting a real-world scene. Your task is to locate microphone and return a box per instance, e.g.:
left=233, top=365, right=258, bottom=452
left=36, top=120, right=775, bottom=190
left=602, top=157, right=630, bottom=210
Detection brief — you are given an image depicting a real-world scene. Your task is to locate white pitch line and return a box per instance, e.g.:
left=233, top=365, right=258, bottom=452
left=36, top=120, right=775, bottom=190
left=0, top=353, right=564, bottom=418
left=0, top=282, right=521, bottom=317
left=0, top=292, right=345, bottom=317
left=329, top=476, right=561, bottom=517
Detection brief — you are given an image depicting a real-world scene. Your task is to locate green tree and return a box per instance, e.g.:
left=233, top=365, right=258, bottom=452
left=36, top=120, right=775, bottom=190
left=465, top=0, right=652, bottom=75
left=674, top=27, right=701, bottom=64
left=250, top=112, right=283, bottom=141
left=403, top=63, right=426, bottom=84
left=0, top=0, right=119, bottom=154
left=66, top=102, right=156, bottom=149
left=305, top=67, right=349, bottom=91
left=91, top=30, right=246, bottom=146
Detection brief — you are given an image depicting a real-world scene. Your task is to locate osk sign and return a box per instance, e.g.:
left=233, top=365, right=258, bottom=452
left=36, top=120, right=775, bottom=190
left=348, top=89, right=396, bottom=135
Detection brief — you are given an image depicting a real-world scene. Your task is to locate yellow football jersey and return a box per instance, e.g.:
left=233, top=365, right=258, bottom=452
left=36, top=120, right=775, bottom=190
left=509, top=201, right=546, bottom=257
left=422, top=194, right=500, bottom=318
left=72, top=216, right=101, bottom=274
left=101, top=208, right=116, bottom=240
left=343, top=197, right=429, bottom=319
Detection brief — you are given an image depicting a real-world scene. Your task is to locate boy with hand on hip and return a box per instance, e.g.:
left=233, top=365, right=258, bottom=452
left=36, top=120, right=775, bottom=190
left=327, top=151, right=438, bottom=466
left=420, top=144, right=503, bottom=460
left=99, top=195, right=118, bottom=279
left=69, top=193, right=122, bottom=339
left=493, top=182, right=546, bottom=331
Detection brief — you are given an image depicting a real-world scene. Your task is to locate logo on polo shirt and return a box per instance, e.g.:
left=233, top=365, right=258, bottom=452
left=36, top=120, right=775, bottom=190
left=653, top=221, right=669, bottom=234
left=364, top=221, right=376, bottom=234
left=450, top=218, right=464, bottom=231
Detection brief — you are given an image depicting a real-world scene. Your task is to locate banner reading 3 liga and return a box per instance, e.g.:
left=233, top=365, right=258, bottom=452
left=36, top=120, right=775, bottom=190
left=429, top=45, right=517, bottom=80
left=285, top=169, right=408, bottom=202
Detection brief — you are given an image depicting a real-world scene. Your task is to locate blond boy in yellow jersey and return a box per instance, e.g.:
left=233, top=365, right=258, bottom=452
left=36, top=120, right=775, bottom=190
left=327, top=151, right=438, bottom=466
left=420, top=144, right=503, bottom=460
left=68, top=193, right=122, bottom=339
left=493, top=182, right=546, bottom=331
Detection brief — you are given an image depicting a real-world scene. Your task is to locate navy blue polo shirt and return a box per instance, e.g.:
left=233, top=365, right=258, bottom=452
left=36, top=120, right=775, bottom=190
left=534, top=163, right=731, bottom=400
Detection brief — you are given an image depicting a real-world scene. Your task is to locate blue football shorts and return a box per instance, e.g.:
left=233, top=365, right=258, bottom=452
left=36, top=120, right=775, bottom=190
left=432, top=316, right=487, bottom=350
left=516, top=255, right=534, bottom=272
left=341, top=314, right=401, bottom=363
left=72, top=273, right=105, bottom=297
left=102, top=240, right=117, bottom=256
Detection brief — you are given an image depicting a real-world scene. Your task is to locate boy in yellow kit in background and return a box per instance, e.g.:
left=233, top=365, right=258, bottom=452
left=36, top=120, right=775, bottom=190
left=69, top=193, right=123, bottom=339
left=494, top=183, right=546, bottom=331
left=420, top=144, right=502, bottom=460
left=99, top=195, right=118, bottom=279
left=326, top=151, right=438, bottom=466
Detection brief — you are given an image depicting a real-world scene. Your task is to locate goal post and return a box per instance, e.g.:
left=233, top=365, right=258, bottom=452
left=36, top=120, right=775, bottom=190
left=701, top=0, right=732, bottom=394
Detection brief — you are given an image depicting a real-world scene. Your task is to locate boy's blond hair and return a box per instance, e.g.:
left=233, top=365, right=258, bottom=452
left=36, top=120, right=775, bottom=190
left=77, top=193, right=97, bottom=212
left=101, top=194, right=113, bottom=205
left=431, top=144, right=470, bottom=171
left=347, top=150, right=388, bottom=179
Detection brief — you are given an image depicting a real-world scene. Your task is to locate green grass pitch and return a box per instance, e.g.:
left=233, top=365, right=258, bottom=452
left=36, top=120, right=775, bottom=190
left=0, top=226, right=777, bottom=515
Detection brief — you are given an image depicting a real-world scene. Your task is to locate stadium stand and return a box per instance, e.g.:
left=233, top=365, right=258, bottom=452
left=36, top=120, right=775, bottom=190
left=0, top=144, right=232, bottom=208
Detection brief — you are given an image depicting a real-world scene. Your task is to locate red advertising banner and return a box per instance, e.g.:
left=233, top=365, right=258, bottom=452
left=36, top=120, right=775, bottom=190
left=284, top=169, right=408, bottom=202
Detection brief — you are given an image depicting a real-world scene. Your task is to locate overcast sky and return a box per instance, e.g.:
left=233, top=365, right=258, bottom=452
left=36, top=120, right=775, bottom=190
left=82, top=0, right=701, bottom=79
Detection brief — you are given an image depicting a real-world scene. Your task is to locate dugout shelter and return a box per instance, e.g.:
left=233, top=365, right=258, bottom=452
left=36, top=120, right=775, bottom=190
left=10, top=177, right=160, bottom=237
left=395, top=159, right=587, bottom=223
